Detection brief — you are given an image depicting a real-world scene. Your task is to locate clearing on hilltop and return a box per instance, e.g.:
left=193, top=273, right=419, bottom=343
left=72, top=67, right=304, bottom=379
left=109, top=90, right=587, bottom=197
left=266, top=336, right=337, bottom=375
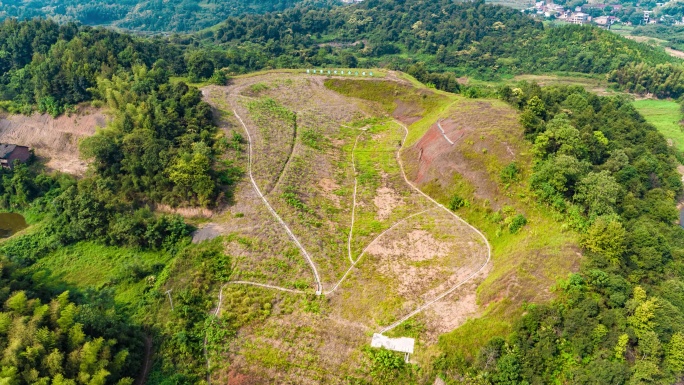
left=167, top=70, right=581, bottom=383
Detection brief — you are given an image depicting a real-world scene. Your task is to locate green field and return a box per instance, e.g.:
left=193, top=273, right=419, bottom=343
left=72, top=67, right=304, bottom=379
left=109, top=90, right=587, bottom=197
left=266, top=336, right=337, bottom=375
left=633, top=99, right=684, bottom=152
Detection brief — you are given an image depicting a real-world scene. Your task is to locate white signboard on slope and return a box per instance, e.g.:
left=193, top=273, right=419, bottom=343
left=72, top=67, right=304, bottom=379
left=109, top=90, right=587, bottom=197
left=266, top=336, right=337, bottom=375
left=371, top=333, right=415, bottom=354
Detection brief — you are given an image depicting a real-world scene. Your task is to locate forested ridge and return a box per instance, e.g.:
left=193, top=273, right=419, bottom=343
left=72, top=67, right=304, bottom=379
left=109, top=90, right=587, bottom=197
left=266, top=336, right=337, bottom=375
left=1, top=0, right=682, bottom=114
left=193, top=0, right=679, bottom=92
left=0, top=0, right=329, bottom=33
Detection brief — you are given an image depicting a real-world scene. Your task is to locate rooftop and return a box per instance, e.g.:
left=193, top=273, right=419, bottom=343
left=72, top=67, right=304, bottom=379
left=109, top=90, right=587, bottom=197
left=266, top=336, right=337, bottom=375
left=0, top=144, right=17, bottom=159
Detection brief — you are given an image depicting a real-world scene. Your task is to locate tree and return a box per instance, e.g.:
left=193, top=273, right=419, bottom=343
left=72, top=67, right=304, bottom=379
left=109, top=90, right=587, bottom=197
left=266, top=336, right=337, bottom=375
left=574, top=171, right=622, bottom=217
left=533, top=114, right=585, bottom=159
left=583, top=218, right=626, bottom=266
left=665, top=332, right=684, bottom=376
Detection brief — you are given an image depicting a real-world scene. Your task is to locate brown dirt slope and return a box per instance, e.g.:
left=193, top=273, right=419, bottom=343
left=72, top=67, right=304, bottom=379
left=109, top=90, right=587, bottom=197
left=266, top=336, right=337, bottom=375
left=405, top=100, right=520, bottom=208
left=0, top=107, right=107, bottom=175
left=402, top=97, right=581, bottom=308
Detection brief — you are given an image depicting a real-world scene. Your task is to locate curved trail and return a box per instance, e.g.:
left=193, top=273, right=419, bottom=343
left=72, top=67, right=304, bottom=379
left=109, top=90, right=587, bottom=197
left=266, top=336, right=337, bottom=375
left=218, top=98, right=490, bottom=336
left=324, top=208, right=435, bottom=295
left=233, top=109, right=323, bottom=294
left=378, top=121, right=491, bottom=333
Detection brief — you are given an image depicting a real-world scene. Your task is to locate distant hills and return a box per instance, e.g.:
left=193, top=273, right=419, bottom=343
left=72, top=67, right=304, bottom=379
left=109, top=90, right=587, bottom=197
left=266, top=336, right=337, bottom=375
left=0, top=0, right=334, bottom=32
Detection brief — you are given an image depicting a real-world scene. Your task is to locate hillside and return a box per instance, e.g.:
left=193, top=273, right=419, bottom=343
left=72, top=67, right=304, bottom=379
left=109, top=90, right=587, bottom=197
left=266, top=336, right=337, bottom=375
left=0, top=0, right=328, bottom=33
left=0, top=106, right=107, bottom=174
left=1, top=2, right=684, bottom=384
left=135, top=70, right=578, bottom=383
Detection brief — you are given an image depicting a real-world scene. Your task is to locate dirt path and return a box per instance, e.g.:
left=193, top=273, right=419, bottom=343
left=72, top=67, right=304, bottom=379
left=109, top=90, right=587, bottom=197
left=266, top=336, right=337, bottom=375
left=233, top=109, right=323, bottom=294
left=135, top=335, right=153, bottom=385
left=264, top=118, right=298, bottom=197
left=219, top=100, right=491, bottom=332
left=437, top=120, right=455, bottom=145
left=348, top=133, right=362, bottom=264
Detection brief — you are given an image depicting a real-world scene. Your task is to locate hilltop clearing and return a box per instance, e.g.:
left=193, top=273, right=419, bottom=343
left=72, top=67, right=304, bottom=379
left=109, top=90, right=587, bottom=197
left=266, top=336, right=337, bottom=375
left=183, top=71, right=580, bottom=383
left=0, top=107, right=106, bottom=174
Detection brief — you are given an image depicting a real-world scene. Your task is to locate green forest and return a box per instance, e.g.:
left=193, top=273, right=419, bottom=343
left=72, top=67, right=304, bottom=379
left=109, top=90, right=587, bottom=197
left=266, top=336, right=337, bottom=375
left=0, top=257, right=143, bottom=384
left=0, top=0, right=328, bottom=32
left=1, top=0, right=684, bottom=383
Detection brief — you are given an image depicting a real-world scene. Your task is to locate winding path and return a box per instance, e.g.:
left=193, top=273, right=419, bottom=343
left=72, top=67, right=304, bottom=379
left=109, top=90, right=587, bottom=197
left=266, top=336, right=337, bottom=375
left=233, top=109, right=323, bottom=294
left=378, top=121, right=491, bottom=333
left=213, top=92, right=491, bottom=335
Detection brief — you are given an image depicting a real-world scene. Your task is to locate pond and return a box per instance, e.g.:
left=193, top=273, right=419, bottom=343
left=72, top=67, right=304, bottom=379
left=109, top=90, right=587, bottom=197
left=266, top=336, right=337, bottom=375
left=0, top=213, right=27, bottom=238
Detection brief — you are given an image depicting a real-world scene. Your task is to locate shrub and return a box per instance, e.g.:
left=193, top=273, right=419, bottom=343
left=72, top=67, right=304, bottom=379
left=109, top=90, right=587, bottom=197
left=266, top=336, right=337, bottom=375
left=508, top=214, right=528, bottom=234
left=500, top=162, right=521, bottom=185
left=449, top=194, right=468, bottom=211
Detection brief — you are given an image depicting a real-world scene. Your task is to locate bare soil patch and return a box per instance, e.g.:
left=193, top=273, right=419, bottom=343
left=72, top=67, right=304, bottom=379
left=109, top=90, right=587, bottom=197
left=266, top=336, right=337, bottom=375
left=0, top=107, right=108, bottom=175
left=666, top=47, right=684, bottom=59
left=318, top=178, right=341, bottom=207
left=192, top=223, right=223, bottom=243
left=367, top=210, right=485, bottom=301
left=404, top=99, right=525, bottom=207
left=367, top=229, right=449, bottom=262
left=393, top=99, right=423, bottom=125
left=156, top=204, right=213, bottom=219
left=373, top=186, right=402, bottom=220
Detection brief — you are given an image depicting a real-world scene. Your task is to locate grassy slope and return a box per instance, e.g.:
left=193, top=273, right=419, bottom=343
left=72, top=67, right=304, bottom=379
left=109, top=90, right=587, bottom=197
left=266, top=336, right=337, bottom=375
left=633, top=99, right=684, bottom=152
left=30, top=242, right=170, bottom=307
left=326, top=76, right=581, bottom=361
left=413, top=97, right=580, bottom=361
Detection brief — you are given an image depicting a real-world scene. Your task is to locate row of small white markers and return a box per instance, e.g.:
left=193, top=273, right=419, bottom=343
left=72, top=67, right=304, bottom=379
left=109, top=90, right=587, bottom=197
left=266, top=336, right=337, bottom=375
left=307, top=69, right=374, bottom=76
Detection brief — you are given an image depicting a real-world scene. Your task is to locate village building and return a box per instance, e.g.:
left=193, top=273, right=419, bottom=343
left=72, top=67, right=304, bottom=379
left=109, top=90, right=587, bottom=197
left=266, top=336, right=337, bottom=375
left=0, top=144, right=31, bottom=169
left=570, top=12, right=590, bottom=24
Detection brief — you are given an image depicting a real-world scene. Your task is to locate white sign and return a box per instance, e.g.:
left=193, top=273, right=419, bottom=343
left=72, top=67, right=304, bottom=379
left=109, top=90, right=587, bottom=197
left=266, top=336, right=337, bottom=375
left=371, top=333, right=415, bottom=354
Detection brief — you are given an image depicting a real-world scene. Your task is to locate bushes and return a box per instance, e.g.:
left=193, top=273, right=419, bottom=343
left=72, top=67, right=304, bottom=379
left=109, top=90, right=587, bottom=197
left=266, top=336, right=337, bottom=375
left=500, top=162, right=521, bottom=185
left=453, top=82, right=684, bottom=384
left=449, top=194, right=468, bottom=211
left=508, top=214, right=528, bottom=234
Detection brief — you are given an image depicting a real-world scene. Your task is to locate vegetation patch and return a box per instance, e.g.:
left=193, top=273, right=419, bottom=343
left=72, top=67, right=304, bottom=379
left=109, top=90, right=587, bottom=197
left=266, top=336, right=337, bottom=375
left=633, top=99, right=684, bottom=152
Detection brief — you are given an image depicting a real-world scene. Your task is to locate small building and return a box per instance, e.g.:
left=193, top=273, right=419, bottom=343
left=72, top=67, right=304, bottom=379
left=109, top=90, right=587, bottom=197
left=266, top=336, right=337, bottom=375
left=371, top=333, right=415, bottom=363
left=570, top=12, right=589, bottom=24
left=0, top=144, right=30, bottom=169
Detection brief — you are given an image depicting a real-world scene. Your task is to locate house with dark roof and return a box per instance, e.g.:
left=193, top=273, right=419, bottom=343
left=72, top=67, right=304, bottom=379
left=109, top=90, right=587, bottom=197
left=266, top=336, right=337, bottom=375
left=0, top=144, right=30, bottom=169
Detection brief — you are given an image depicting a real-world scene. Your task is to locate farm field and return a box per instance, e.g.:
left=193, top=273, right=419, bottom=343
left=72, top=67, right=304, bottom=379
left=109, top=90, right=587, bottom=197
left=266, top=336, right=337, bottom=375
left=633, top=99, right=684, bottom=152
